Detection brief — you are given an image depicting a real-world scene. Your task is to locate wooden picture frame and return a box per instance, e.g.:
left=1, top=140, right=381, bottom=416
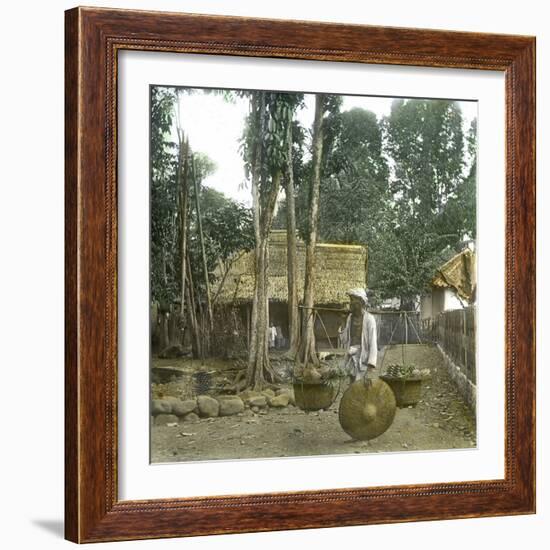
left=65, top=6, right=536, bottom=543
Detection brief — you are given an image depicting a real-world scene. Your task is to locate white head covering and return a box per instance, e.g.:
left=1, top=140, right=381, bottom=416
left=347, top=288, right=368, bottom=306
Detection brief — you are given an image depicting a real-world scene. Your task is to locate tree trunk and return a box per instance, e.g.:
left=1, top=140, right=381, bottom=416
left=168, top=304, right=180, bottom=346
left=245, top=92, right=286, bottom=389
left=161, top=246, right=167, bottom=286
left=299, top=94, right=325, bottom=366
left=248, top=239, right=270, bottom=389
left=247, top=94, right=262, bottom=381
left=191, top=156, right=214, bottom=332
left=247, top=172, right=282, bottom=389
left=178, top=137, right=190, bottom=314
left=285, top=122, right=300, bottom=357
left=186, top=255, right=202, bottom=359
left=159, top=312, right=169, bottom=353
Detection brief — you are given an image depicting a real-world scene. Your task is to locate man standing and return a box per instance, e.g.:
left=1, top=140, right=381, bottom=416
left=339, top=288, right=378, bottom=384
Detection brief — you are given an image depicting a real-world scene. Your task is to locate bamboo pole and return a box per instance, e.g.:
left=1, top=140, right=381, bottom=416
left=178, top=137, right=190, bottom=312
left=191, top=155, right=214, bottom=331
left=299, top=94, right=325, bottom=367
left=185, top=256, right=202, bottom=359
left=285, top=120, right=299, bottom=357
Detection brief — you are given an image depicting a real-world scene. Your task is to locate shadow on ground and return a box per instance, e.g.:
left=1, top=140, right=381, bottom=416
left=31, top=519, right=64, bottom=539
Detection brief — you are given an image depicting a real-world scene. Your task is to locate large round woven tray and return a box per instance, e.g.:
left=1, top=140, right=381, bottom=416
left=338, top=378, right=397, bottom=441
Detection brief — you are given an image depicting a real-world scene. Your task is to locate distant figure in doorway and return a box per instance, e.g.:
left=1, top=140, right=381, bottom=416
left=339, top=288, right=378, bottom=385
left=269, top=325, right=277, bottom=349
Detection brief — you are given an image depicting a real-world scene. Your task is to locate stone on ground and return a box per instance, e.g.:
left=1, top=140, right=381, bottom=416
left=247, top=395, right=268, bottom=408
left=276, top=388, right=295, bottom=405
left=197, top=395, right=219, bottom=418
left=217, top=396, right=245, bottom=416
left=161, top=396, right=181, bottom=409
left=261, top=389, right=276, bottom=399
left=269, top=393, right=290, bottom=407
left=172, top=398, right=198, bottom=417
left=182, top=412, right=199, bottom=423
left=239, top=389, right=260, bottom=400
left=151, top=399, right=172, bottom=416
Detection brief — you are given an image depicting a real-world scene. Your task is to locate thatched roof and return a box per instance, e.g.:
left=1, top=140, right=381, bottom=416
left=431, top=248, right=476, bottom=301
left=214, top=230, right=367, bottom=305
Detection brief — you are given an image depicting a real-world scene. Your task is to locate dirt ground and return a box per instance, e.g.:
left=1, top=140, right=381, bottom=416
left=151, top=344, right=476, bottom=463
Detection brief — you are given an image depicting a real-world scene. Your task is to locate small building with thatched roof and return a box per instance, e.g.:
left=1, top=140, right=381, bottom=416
left=421, top=248, right=476, bottom=320
left=213, top=230, right=368, bottom=349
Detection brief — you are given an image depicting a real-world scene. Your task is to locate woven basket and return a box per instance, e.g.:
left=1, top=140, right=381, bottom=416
left=293, top=379, right=339, bottom=411
left=379, top=375, right=423, bottom=408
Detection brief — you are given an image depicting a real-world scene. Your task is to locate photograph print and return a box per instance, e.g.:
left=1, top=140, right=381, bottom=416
left=149, top=85, right=477, bottom=463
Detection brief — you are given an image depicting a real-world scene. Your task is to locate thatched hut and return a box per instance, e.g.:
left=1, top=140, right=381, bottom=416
left=213, top=230, right=368, bottom=350
left=421, top=248, right=477, bottom=320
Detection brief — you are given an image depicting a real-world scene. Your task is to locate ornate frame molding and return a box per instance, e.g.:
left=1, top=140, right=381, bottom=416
left=65, top=7, right=535, bottom=542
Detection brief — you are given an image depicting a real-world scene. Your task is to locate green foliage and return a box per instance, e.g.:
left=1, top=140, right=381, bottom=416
left=241, top=92, right=304, bottom=193
left=441, top=118, right=477, bottom=241
left=195, top=187, right=254, bottom=276
left=150, top=86, right=254, bottom=307
left=317, top=107, right=390, bottom=244
left=289, top=98, right=476, bottom=307
left=291, top=94, right=344, bottom=241
left=177, top=171, right=254, bottom=302
left=150, top=86, right=178, bottom=304
left=272, top=119, right=308, bottom=230
left=369, top=99, right=475, bottom=304
left=368, top=221, right=456, bottom=305
left=151, top=87, right=477, bottom=315
left=192, top=152, right=217, bottom=181
left=384, top=99, right=465, bottom=215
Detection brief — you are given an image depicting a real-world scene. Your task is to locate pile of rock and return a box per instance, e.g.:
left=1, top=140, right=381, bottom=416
left=238, top=387, right=295, bottom=412
left=151, top=387, right=295, bottom=425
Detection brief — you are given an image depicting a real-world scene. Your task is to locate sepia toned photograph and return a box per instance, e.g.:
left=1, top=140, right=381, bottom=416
left=149, top=85, right=477, bottom=463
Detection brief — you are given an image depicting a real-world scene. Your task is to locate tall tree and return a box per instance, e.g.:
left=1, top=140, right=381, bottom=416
left=316, top=107, right=390, bottom=245
left=184, top=152, right=216, bottom=357
left=384, top=99, right=465, bottom=219
left=283, top=100, right=305, bottom=359
left=150, top=86, right=178, bottom=307
left=440, top=117, right=477, bottom=242
left=151, top=86, right=255, bottom=356
left=285, top=120, right=300, bottom=358
left=242, top=91, right=294, bottom=388
left=315, top=107, right=391, bottom=308
left=299, top=94, right=328, bottom=366
left=191, top=154, right=214, bottom=332
left=176, top=131, right=190, bottom=321
left=373, top=98, right=471, bottom=307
